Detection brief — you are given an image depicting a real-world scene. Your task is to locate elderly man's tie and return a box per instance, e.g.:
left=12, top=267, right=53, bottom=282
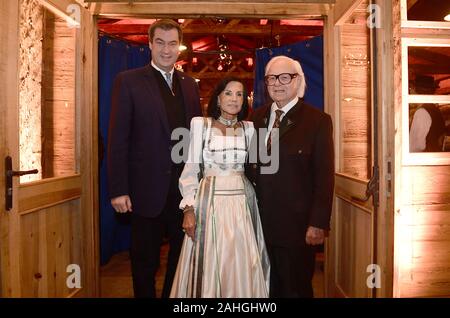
left=267, top=109, right=284, bottom=154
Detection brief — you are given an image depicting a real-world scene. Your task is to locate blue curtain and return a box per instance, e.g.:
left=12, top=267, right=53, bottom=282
left=99, top=36, right=150, bottom=265
left=253, top=35, right=324, bottom=110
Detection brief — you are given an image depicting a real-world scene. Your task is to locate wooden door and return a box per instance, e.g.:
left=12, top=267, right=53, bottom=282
left=324, top=0, right=392, bottom=298
left=0, top=0, right=98, bottom=297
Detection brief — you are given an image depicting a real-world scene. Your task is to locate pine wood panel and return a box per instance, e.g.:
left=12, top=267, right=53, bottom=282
left=19, top=199, right=82, bottom=297
left=410, top=204, right=450, bottom=225
left=18, top=175, right=81, bottom=214
left=403, top=166, right=450, bottom=206
left=87, top=0, right=334, bottom=2
left=90, top=3, right=330, bottom=18
left=335, top=198, right=372, bottom=297
left=42, top=11, right=76, bottom=179
left=79, top=6, right=99, bottom=297
left=339, top=5, right=371, bottom=180
left=1, top=0, right=22, bottom=297
left=19, top=0, right=43, bottom=182
left=397, top=164, right=450, bottom=298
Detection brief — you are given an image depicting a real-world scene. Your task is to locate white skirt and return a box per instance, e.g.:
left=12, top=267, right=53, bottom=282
left=170, top=174, right=270, bottom=298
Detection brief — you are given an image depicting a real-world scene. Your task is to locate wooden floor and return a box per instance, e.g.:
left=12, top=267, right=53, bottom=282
left=100, top=243, right=325, bottom=298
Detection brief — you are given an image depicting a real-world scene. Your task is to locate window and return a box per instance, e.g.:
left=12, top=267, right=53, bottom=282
left=19, top=1, right=78, bottom=182
left=402, top=39, right=450, bottom=165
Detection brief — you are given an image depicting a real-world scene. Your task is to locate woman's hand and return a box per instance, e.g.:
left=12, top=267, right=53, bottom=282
left=182, top=208, right=196, bottom=240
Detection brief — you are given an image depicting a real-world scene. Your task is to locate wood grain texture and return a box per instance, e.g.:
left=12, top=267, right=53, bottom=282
left=339, top=1, right=371, bottom=180
left=90, top=2, right=330, bottom=18
left=19, top=200, right=82, bottom=297
left=18, top=175, right=81, bottom=214
left=42, top=11, right=76, bottom=179
left=335, top=198, right=372, bottom=297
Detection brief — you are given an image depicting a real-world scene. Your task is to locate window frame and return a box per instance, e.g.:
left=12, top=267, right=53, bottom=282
left=401, top=38, right=450, bottom=165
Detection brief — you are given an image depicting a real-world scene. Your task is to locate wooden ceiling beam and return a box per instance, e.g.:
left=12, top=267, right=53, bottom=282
left=86, top=0, right=334, bottom=3
left=97, top=23, right=324, bottom=36
left=89, top=3, right=330, bottom=18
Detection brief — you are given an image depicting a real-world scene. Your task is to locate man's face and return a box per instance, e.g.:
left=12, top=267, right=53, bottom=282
left=266, top=59, right=300, bottom=108
left=149, top=28, right=180, bottom=72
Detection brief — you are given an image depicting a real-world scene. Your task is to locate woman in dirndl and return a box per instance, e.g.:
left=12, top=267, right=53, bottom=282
left=170, top=77, right=270, bottom=298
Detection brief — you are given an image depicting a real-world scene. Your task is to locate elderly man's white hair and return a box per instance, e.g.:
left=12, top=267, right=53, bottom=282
left=265, top=55, right=306, bottom=98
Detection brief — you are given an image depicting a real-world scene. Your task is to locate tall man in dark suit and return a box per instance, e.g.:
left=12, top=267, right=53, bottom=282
left=107, top=19, right=201, bottom=298
left=250, top=55, right=334, bottom=298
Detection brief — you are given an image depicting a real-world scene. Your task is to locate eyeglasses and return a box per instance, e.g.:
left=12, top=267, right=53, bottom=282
left=264, top=73, right=299, bottom=86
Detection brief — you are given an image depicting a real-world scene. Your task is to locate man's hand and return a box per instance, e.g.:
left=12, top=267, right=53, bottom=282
left=183, top=211, right=196, bottom=240
left=111, top=195, right=133, bottom=213
left=305, top=226, right=325, bottom=245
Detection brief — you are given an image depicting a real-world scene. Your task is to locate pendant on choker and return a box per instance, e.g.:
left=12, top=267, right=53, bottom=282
left=218, top=116, right=238, bottom=127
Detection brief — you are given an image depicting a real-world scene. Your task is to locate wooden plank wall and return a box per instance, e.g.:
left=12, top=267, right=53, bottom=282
left=392, top=0, right=450, bottom=298
left=19, top=0, right=43, bottom=182
left=19, top=199, right=82, bottom=297
left=397, top=166, right=450, bottom=297
left=42, top=11, right=76, bottom=178
left=335, top=198, right=372, bottom=297
left=340, top=0, right=371, bottom=180
left=79, top=5, right=99, bottom=297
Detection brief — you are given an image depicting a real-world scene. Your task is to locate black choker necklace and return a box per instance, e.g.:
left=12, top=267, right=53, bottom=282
left=218, top=116, right=238, bottom=127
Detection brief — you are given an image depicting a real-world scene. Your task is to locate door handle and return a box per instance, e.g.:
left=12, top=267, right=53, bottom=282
left=5, top=156, right=38, bottom=211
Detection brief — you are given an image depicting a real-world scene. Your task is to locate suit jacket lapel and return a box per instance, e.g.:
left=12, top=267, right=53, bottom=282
left=176, top=70, right=194, bottom=126
left=278, top=99, right=304, bottom=141
left=259, top=105, right=271, bottom=130
left=143, top=65, right=170, bottom=135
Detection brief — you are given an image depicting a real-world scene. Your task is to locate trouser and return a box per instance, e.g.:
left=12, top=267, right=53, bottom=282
left=266, top=244, right=316, bottom=298
left=130, top=181, right=184, bottom=298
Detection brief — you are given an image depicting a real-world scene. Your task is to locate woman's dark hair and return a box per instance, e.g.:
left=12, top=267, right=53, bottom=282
left=206, top=77, right=249, bottom=121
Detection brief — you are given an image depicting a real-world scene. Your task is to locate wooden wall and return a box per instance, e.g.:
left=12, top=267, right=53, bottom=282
left=42, top=11, right=76, bottom=178
left=335, top=198, right=372, bottom=297
left=19, top=199, right=82, bottom=297
left=19, top=0, right=43, bottom=182
left=340, top=0, right=371, bottom=180
left=1, top=0, right=98, bottom=297
left=393, top=0, right=450, bottom=298
left=396, top=166, right=450, bottom=297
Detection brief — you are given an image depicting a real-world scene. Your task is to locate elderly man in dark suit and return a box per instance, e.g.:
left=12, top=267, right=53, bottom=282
left=107, top=19, right=201, bottom=298
left=250, top=55, right=334, bottom=298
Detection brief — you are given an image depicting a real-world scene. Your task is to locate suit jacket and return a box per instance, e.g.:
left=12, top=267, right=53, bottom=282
left=250, top=99, right=334, bottom=247
left=107, top=65, right=201, bottom=217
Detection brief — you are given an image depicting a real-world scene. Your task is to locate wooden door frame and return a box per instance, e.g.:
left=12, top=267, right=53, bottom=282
left=89, top=0, right=352, bottom=295
left=1, top=0, right=396, bottom=297
left=0, top=0, right=21, bottom=297
left=0, top=0, right=99, bottom=297
left=323, top=0, right=395, bottom=297
left=87, top=0, right=396, bottom=298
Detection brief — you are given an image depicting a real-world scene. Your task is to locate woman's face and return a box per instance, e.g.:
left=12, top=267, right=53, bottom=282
left=218, top=81, right=244, bottom=117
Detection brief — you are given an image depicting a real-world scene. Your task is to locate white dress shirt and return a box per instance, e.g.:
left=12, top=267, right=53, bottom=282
left=409, top=107, right=432, bottom=152
left=265, top=96, right=299, bottom=145
left=151, top=60, right=174, bottom=87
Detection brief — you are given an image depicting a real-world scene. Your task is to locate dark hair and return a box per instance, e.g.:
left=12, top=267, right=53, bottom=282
left=207, top=77, right=249, bottom=121
left=148, top=19, right=183, bottom=43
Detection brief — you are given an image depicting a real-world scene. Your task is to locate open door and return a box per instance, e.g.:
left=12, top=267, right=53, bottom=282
left=324, top=0, right=392, bottom=298
left=0, top=0, right=98, bottom=297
